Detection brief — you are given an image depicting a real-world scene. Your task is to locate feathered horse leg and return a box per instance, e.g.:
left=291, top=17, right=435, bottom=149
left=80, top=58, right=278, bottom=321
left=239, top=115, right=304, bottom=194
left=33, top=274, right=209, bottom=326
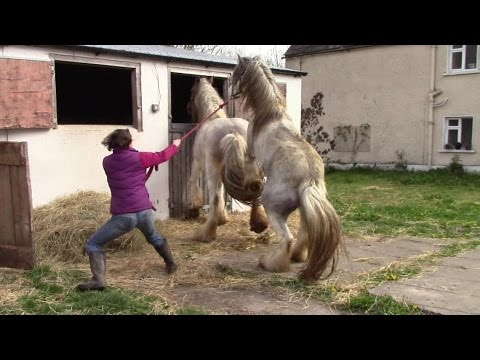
left=257, top=184, right=295, bottom=272
left=193, top=158, right=227, bottom=242
left=185, top=157, right=204, bottom=219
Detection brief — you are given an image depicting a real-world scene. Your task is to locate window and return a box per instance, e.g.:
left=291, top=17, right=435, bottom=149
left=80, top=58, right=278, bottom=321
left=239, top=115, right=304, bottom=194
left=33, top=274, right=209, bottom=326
left=170, top=73, right=226, bottom=124
left=444, top=117, right=473, bottom=150
left=53, top=58, right=142, bottom=129
left=448, top=45, right=479, bottom=72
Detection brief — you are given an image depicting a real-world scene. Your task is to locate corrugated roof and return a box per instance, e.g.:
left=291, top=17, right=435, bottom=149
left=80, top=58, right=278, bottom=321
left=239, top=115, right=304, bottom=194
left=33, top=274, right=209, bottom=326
left=284, top=45, right=377, bottom=58
left=47, top=45, right=307, bottom=76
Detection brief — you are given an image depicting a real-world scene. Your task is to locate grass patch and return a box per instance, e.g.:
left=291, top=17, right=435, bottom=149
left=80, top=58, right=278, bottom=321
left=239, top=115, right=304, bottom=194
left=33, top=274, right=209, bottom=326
left=363, top=263, right=422, bottom=287
left=264, top=274, right=425, bottom=314
left=354, top=239, right=480, bottom=290
left=327, top=168, right=480, bottom=239
left=0, top=265, right=170, bottom=315
left=437, top=240, right=480, bottom=258
left=344, top=292, right=425, bottom=315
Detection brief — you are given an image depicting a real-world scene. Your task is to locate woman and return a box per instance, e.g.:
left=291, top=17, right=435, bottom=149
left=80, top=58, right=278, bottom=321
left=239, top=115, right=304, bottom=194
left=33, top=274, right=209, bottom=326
left=77, top=128, right=182, bottom=291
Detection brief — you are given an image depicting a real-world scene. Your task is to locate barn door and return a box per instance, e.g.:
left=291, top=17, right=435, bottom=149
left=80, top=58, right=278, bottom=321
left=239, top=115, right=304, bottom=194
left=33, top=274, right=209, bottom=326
left=169, top=74, right=231, bottom=218
left=0, top=142, right=35, bottom=269
left=168, top=123, right=200, bottom=218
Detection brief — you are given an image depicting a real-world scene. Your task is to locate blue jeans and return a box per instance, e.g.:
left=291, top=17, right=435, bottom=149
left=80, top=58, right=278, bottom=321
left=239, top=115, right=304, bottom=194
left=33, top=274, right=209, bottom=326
left=86, top=209, right=165, bottom=254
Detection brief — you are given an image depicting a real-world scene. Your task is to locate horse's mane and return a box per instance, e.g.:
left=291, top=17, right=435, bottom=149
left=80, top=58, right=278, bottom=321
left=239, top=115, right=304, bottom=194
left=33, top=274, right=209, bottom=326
left=232, top=56, right=287, bottom=127
left=193, top=78, right=227, bottom=120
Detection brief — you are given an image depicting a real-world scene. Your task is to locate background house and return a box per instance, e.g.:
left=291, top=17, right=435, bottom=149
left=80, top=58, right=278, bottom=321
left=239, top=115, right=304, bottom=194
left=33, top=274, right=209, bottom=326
left=285, top=45, right=480, bottom=172
left=0, top=45, right=305, bottom=219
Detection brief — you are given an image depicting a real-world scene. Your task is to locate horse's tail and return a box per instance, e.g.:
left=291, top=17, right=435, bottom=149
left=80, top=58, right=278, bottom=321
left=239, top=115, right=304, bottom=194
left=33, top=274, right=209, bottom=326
left=220, top=133, right=264, bottom=203
left=220, top=133, right=247, bottom=174
left=298, top=179, right=343, bottom=281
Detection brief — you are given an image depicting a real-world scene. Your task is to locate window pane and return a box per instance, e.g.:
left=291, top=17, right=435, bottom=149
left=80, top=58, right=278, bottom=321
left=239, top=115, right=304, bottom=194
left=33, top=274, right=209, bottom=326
left=448, top=129, right=459, bottom=145
left=451, top=52, right=463, bottom=69
left=466, top=45, right=477, bottom=69
left=452, top=45, right=463, bottom=49
left=461, top=117, right=473, bottom=149
left=448, top=119, right=459, bottom=126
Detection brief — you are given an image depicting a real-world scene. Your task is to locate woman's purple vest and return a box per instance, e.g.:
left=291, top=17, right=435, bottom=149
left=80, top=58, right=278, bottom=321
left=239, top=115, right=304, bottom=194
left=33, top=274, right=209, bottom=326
left=103, top=148, right=152, bottom=215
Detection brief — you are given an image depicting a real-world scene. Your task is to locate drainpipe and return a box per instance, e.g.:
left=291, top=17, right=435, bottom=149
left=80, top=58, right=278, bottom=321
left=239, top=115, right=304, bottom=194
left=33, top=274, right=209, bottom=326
left=427, top=46, right=449, bottom=168
left=427, top=45, right=437, bottom=168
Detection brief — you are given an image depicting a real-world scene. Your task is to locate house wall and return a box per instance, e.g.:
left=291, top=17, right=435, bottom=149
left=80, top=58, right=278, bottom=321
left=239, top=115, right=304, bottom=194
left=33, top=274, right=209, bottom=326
left=1, top=46, right=302, bottom=217
left=432, top=45, right=480, bottom=166
left=287, top=45, right=432, bottom=166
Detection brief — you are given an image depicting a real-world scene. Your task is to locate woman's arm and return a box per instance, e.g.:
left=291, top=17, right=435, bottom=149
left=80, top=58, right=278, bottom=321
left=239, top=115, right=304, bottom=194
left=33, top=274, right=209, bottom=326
left=139, top=140, right=181, bottom=169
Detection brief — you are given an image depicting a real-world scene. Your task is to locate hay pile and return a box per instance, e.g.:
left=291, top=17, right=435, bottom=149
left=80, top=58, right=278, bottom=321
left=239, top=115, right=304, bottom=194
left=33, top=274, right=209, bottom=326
left=34, top=191, right=145, bottom=263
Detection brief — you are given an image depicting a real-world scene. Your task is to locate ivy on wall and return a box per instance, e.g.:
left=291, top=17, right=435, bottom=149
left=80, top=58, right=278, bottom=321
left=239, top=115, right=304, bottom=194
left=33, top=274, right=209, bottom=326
left=301, top=92, right=335, bottom=161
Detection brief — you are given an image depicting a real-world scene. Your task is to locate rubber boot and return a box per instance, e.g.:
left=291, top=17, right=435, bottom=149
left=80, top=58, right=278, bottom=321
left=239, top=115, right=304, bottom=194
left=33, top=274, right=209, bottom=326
left=76, top=251, right=106, bottom=291
left=154, top=239, right=178, bottom=274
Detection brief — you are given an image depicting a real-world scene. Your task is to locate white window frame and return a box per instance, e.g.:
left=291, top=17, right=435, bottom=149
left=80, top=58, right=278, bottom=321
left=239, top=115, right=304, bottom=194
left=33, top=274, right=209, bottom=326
left=446, top=45, right=479, bottom=74
left=442, top=116, right=475, bottom=152
left=49, top=54, right=143, bottom=130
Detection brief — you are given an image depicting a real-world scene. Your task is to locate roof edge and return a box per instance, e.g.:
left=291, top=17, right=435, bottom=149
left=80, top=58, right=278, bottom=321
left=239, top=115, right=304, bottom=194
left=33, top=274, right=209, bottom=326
left=284, top=45, right=380, bottom=58
left=37, top=45, right=307, bottom=77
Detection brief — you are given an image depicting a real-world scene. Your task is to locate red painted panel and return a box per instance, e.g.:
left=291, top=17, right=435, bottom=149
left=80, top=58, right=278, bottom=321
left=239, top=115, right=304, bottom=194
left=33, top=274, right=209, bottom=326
left=0, top=59, right=54, bottom=129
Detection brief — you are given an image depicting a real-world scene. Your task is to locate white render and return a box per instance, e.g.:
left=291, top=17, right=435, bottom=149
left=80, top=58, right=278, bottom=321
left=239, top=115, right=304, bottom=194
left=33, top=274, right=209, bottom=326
left=0, top=45, right=302, bottom=219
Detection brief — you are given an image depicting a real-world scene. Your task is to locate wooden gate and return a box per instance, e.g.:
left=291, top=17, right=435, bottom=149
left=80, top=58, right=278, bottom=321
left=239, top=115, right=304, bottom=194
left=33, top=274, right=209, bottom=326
left=168, top=123, right=204, bottom=218
left=0, top=142, right=35, bottom=269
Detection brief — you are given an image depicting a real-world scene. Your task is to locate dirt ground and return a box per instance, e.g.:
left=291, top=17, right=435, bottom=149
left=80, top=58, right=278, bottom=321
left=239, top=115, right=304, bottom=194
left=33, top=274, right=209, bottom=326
left=1, top=210, right=377, bottom=314
left=101, top=210, right=357, bottom=314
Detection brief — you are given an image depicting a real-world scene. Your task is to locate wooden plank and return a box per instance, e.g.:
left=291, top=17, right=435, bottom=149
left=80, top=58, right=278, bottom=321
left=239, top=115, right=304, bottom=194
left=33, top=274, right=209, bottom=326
left=0, top=165, right=15, bottom=245
left=0, top=244, right=34, bottom=270
left=0, top=141, right=34, bottom=269
left=181, top=135, right=187, bottom=218
left=10, top=160, right=33, bottom=247
left=169, top=122, right=211, bottom=218
left=168, top=150, right=174, bottom=217
left=0, top=141, right=27, bottom=166
left=169, top=129, right=184, bottom=218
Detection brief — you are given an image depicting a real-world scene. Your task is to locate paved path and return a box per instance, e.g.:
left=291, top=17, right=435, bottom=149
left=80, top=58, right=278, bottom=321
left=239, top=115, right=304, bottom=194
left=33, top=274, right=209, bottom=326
left=370, top=247, right=480, bottom=315
left=173, top=236, right=479, bottom=315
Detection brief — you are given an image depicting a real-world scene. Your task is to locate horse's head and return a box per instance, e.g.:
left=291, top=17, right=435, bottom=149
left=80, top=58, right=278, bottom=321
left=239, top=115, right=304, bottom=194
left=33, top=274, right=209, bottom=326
left=187, top=76, right=226, bottom=122
left=231, top=56, right=286, bottom=118
left=231, top=55, right=261, bottom=96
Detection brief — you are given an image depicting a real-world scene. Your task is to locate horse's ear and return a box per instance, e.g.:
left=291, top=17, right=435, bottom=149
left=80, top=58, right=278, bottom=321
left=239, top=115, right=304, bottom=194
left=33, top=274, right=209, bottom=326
left=207, top=76, right=213, bottom=84
left=237, top=54, right=242, bottom=63
left=194, top=77, right=200, bottom=84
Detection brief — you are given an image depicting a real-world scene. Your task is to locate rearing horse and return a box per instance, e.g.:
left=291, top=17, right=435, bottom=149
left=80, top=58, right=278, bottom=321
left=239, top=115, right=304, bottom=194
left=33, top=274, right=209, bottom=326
left=231, top=56, right=344, bottom=281
left=186, top=77, right=269, bottom=242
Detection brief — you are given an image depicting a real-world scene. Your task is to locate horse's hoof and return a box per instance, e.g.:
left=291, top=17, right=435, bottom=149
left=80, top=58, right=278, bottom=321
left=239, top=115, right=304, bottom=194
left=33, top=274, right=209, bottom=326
left=258, top=254, right=290, bottom=273
left=250, top=222, right=268, bottom=234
